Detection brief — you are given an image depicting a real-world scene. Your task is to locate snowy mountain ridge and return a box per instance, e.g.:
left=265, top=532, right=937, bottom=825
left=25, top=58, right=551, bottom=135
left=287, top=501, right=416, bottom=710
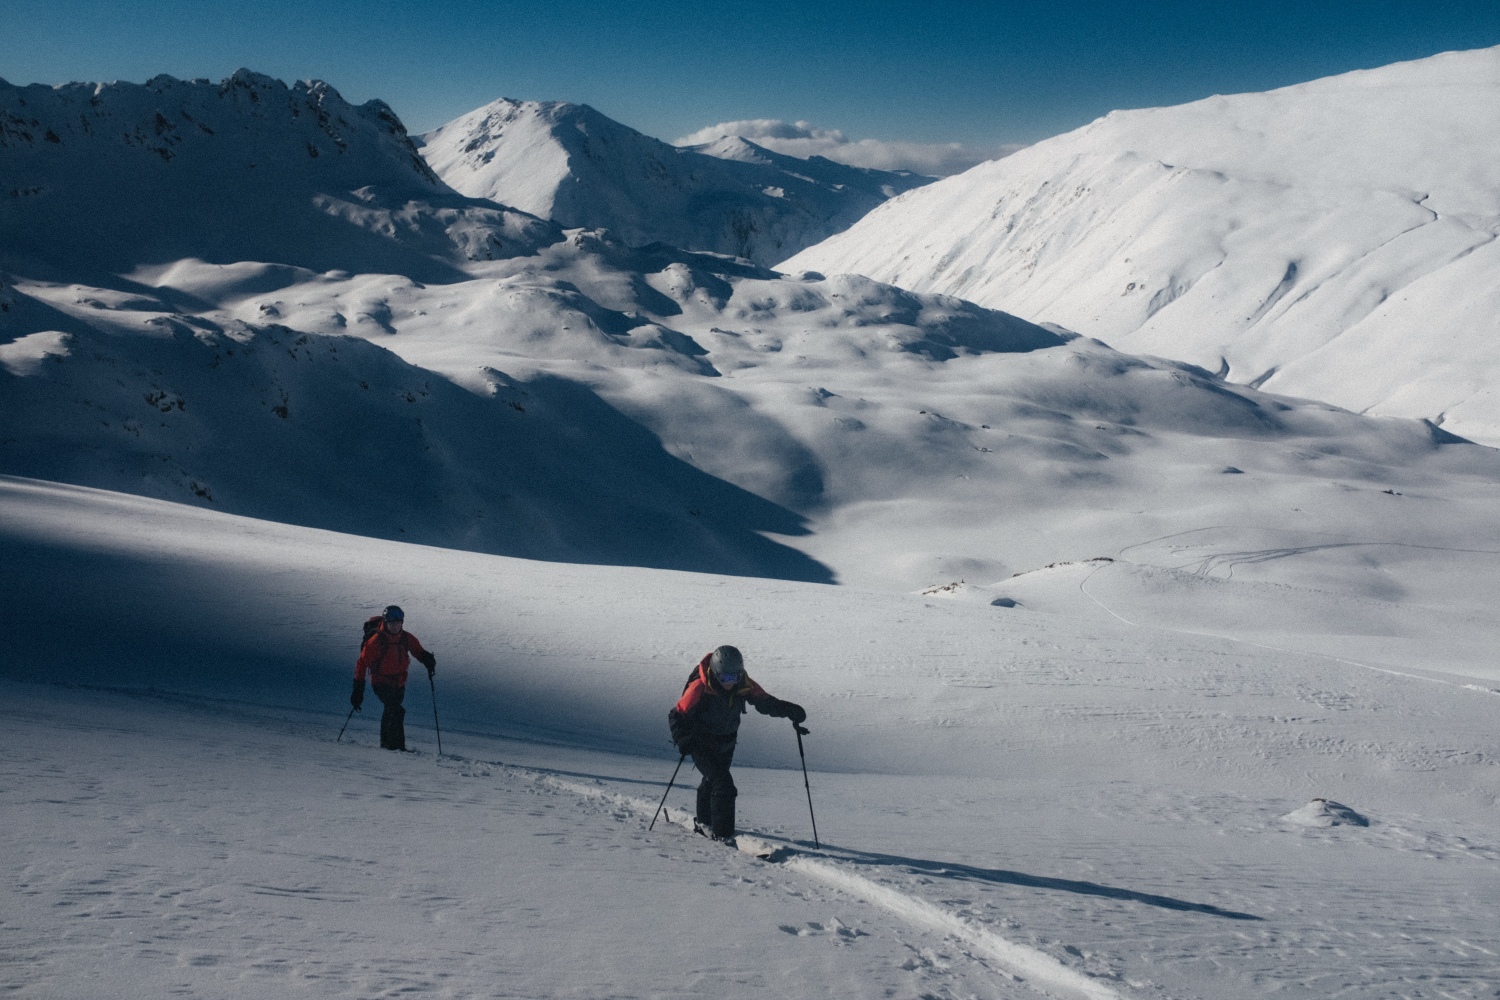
left=0, top=70, right=561, bottom=280
left=783, top=46, right=1500, bottom=445
left=417, top=96, right=931, bottom=266
left=5, top=68, right=1499, bottom=592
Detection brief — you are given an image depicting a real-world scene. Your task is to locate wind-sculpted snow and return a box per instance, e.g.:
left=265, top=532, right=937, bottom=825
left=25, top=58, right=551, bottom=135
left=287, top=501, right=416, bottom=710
left=417, top=98, right=930, bottom=266
left=784, top=46, right=1500, bottom=445
left=0, top=71, right=560, bottom=279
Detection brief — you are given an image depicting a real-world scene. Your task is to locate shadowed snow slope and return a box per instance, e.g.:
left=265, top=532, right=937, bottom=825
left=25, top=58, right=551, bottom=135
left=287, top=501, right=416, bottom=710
left=417, top=98, right=930, bottom=266
left=783, top=46, right=1500, bottom=445
left=0, top=70, right=560, bottom=281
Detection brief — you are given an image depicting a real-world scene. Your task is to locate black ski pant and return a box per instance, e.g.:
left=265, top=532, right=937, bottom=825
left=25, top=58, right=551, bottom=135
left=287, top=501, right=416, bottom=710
left=690, top=737, right=737, bottom=838
left=373, top=682, right=406, bottom=751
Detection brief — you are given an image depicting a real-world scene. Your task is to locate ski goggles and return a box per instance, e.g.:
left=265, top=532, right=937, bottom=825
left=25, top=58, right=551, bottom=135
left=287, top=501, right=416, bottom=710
left=717, top=673, right=741, bottom=686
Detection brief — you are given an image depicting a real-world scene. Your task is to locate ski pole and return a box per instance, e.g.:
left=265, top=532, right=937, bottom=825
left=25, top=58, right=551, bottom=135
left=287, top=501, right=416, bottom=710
left=336, top=705, right=357, bottom=742
left=428, top=672, right=443, bottom=757
left=794, top=723, right=819, bottom=849
left=649, top=753, right=687, bottom=832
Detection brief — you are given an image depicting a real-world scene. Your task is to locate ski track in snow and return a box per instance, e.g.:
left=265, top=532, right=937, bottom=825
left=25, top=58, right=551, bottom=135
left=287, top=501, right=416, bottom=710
left=780, top=858, right=1122, bottom=1000
left=535, top=770, right=1124, bottom=999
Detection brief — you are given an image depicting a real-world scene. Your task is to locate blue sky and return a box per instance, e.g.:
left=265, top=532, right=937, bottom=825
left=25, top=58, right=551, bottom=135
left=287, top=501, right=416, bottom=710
left=4, top=0, right=1497, bottom=151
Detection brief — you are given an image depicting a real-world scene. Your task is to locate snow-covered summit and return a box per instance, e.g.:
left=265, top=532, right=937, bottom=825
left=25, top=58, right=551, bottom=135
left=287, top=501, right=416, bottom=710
left=784, top=46, right=1500, bottom=445
left=0, top=71, right=559, bottom=279
left=417, top=97, right=930, bottom=266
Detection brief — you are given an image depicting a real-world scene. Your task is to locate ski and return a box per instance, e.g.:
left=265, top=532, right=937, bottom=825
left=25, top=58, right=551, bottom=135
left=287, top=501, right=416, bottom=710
left=663, top=808, right=786, bottom=860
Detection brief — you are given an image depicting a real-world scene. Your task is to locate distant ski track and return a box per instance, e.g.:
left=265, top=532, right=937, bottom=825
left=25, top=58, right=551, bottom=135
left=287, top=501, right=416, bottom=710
left=1078, top=554, right=1487, bottom=693
left=508, top=766, right=1125, bottom=1000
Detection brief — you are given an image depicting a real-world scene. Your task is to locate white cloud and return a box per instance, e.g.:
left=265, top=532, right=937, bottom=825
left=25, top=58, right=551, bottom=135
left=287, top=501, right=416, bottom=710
left=674, top=119, right=1023, bottom=177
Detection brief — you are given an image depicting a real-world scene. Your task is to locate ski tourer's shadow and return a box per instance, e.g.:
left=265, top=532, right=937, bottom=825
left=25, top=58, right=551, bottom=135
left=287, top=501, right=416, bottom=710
left=799, top=843, right=1262, bottom=921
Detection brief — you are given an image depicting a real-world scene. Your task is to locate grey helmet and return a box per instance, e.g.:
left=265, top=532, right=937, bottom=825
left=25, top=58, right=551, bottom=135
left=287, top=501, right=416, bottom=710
left=708, top=645, right=744, bottom=680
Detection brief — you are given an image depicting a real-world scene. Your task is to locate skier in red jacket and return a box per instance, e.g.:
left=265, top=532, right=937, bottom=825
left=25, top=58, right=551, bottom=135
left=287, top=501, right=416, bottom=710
left=668, top=645, right=805, bottom=843
left=352, top=605, right=436, bottom=751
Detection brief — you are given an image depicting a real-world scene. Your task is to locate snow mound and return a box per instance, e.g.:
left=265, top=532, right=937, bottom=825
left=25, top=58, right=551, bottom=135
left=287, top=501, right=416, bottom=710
left=784, top=46, right=1500, bottom=445
left=1282, top=799, right=1370, bottom=828
left=417, top=97, right=930, bottom=266
left=0, top=71, right=559, bottom=279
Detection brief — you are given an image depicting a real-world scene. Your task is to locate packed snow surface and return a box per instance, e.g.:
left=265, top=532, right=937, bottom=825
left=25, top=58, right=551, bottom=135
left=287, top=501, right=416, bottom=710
left=784, top=46, right=1500, bottom=445
left=418, top=98, right=930, bottom=266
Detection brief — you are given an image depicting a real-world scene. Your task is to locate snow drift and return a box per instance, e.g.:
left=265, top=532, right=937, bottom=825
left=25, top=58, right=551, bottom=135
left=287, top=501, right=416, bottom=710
left=783, top=46, right=1500, bottom=445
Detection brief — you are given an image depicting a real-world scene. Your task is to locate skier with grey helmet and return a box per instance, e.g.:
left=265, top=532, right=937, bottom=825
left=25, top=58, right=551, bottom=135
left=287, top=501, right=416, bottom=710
left=668, top=645, right=806, bottom=843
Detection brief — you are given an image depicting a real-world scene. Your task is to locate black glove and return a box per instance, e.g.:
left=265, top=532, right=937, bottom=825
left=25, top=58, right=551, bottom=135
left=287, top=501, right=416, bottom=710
left=767, top=698, right=806, bottom=724
left=351, top=677, right=365, bottom=710
left=667, top=709, right=687, bottom=744
left=418, top=650, right=436, bottom=677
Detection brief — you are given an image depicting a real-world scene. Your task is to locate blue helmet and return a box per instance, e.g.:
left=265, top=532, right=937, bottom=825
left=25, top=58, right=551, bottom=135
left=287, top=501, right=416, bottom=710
left=383, top=605, right=405, bottom=622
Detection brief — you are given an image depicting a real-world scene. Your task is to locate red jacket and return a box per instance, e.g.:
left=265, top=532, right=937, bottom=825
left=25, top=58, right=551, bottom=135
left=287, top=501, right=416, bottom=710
left=671, top=654, right=781, bottom=739
left=355, top=625, right=429, bottom=688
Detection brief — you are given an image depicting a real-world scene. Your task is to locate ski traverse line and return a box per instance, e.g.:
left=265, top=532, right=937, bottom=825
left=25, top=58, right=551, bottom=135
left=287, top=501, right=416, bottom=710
left=1077, top=560, right=1488, bottom=693
left=782, top=856, right=1122, bottom=1000
left=518, top=769, right=1126, bottom=1000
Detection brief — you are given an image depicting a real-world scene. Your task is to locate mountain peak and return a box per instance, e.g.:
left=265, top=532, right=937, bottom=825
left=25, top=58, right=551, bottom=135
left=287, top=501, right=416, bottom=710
left=0, top=71, right=558, bottom=278
left=419, top=98, right=930, bottom=265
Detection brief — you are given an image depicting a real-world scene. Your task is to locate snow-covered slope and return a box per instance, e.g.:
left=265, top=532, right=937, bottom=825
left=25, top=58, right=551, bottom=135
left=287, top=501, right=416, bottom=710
left=0, top=70, right=558, bottom=280
left=4, top=477, right=1499, bottom=998
left=417, top=98, right=929, bottom=266
left=783, top=47, right=1500, bottom=445
left=0, top=293, right=828, bottom=579
left=6, top=70, right=1500, bottom=596
left=10, top=235, right=1497, bottom=592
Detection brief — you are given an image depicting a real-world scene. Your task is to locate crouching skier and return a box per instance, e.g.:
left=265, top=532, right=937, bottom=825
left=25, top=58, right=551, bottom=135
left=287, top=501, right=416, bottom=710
left=667, top=645, right=806, bottom=845
left=351, top=605, right=436, bottom=751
